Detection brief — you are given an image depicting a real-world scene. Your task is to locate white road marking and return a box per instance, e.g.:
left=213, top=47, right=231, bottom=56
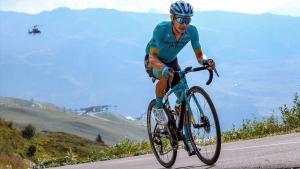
left=223, top=141, right=300, bottom=151
left=96, top=156, right=154, bottom=165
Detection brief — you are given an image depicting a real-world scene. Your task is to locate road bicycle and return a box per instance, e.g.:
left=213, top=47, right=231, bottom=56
left=147, top=65, right=221, bottom=168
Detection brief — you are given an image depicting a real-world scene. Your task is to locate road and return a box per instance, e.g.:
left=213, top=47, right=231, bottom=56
left=51, top=133, right=300, bottom=169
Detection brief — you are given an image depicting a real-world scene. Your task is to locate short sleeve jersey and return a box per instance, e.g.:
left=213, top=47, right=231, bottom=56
left=146, top=21, right=201, bottom=63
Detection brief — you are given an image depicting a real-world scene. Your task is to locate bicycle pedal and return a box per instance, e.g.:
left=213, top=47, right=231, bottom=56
left=160, top=130, right=168, bottom=135
left=153, top=138, right=162, bottom=145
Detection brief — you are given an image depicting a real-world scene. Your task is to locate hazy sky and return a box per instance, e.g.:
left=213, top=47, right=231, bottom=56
left=0, top=0, right=299, bottom=15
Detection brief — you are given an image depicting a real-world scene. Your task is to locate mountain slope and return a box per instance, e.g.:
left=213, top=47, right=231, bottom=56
left=0, top=96, right=147, bottom=145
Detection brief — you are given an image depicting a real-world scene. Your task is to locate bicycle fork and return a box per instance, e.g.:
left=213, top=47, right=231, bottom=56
left=179, top=94, right=205, bottom=143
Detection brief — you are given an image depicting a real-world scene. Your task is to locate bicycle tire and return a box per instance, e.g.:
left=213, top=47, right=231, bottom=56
left=186, top=86, right=221, bottom=165
left=147, top=99, right=177, bottom=168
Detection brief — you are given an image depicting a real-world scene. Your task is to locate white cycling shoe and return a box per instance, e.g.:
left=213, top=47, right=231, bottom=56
left=153, top=108, right=168, bottom=126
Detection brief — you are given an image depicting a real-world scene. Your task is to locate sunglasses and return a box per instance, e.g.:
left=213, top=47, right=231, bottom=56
left=175, top=17, right=191, bottom=24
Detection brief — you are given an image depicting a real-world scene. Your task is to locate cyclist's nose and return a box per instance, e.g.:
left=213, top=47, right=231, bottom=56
left=181, top=23, right=187, bottom=28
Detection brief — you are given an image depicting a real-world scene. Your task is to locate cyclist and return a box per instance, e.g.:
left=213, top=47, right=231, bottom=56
left=144, top=0, right=215, bottom=155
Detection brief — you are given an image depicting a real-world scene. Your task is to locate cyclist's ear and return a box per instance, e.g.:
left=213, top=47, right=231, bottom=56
left=170, top=15, right=174, bottom=21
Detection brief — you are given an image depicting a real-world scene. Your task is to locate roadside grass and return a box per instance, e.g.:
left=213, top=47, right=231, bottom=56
left=0, top=152, right=31, bottom=169
left=222, top=93, right=300, bottom=142
left=0, top=118, right=107, bottom=168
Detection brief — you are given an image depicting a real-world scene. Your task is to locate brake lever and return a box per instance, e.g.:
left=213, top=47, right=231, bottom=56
left=214, top=68, right=220, bottom=77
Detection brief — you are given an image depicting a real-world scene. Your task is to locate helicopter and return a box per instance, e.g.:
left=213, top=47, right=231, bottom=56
left=28, top=25, right=41, bottom=35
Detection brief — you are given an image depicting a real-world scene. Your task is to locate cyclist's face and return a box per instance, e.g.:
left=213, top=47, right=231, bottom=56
left=172, top=15, right=190, bottom=34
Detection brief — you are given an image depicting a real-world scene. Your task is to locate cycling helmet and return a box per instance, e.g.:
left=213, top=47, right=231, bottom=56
left=170, top=0, right=194, bottom=17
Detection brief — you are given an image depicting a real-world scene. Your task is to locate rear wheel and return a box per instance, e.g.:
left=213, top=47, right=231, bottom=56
left=187, top=86, right=221, bottom=165
left=147, top=99, right=177, bottom=168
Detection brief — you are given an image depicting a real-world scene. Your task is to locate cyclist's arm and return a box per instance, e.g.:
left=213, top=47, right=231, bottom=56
left=149, top=25, right=166, bottom=71
left=194, top=48, right=207, bottom=65
left=190, top=26, right=207, bottom=65
left=149, top=49, right=165, bottom=71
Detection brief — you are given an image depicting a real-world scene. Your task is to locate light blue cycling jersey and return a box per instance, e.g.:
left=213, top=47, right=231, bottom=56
left=146, top=21, right=201, bottom=63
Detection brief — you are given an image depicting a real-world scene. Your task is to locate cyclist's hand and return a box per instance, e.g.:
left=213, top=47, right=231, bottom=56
left=205, top=59, right=220, bottom=77
left=204, top=59, right=215, bottom=70
left=208, top=59, right=215, bottom=70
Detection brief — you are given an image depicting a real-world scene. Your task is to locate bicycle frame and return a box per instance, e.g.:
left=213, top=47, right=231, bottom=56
left=163, top=69, right=205, bottom=136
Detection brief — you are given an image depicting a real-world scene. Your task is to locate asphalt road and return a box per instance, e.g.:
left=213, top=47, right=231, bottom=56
left=51, top=133, right=300, bottom=169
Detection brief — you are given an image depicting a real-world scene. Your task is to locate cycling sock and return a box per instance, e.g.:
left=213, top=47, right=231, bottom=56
left=153, top=68, right=159, bottom=79
left=154, top=96, right=163, bottom=109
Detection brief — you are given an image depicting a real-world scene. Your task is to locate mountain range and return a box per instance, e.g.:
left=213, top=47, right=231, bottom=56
left=0, top=8, right=299, bottom=131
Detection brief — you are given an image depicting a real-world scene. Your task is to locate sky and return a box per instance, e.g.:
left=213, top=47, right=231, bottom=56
left=0, top=0, right=299, bottom=16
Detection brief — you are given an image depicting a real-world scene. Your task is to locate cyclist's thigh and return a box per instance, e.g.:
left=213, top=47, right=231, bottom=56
left=144, top=54, right=155, bottom=78
left=147, top=55, right=170, bottom=80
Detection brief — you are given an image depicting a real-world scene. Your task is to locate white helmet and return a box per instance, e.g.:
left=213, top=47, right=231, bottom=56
left=170, top=1, right=194, bottom=17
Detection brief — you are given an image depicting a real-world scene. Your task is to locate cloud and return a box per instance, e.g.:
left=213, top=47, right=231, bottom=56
left=195, top=0, right=294, bottom=14
left=62, top=74, right=89, bottom=91
left=0, top=0, right=296, bottom=15
left=269, top=0, right=300, bottom=16
left=0, top=0, right=168, bottom=13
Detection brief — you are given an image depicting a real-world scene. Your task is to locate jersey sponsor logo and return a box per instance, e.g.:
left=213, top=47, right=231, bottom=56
left=164, top=40, right=189, bottom=48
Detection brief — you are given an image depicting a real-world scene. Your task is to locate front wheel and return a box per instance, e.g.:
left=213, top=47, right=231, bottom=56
left=187, top=86, right=221, bottom=165
left=147, top=99, right=177, bottom=168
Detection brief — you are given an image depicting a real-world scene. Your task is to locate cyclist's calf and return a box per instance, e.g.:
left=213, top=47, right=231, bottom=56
left=156, top=74, right=173, bottom=98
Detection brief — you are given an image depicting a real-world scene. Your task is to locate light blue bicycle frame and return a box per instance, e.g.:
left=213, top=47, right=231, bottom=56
left=163, top=70, right=205, bottom=137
